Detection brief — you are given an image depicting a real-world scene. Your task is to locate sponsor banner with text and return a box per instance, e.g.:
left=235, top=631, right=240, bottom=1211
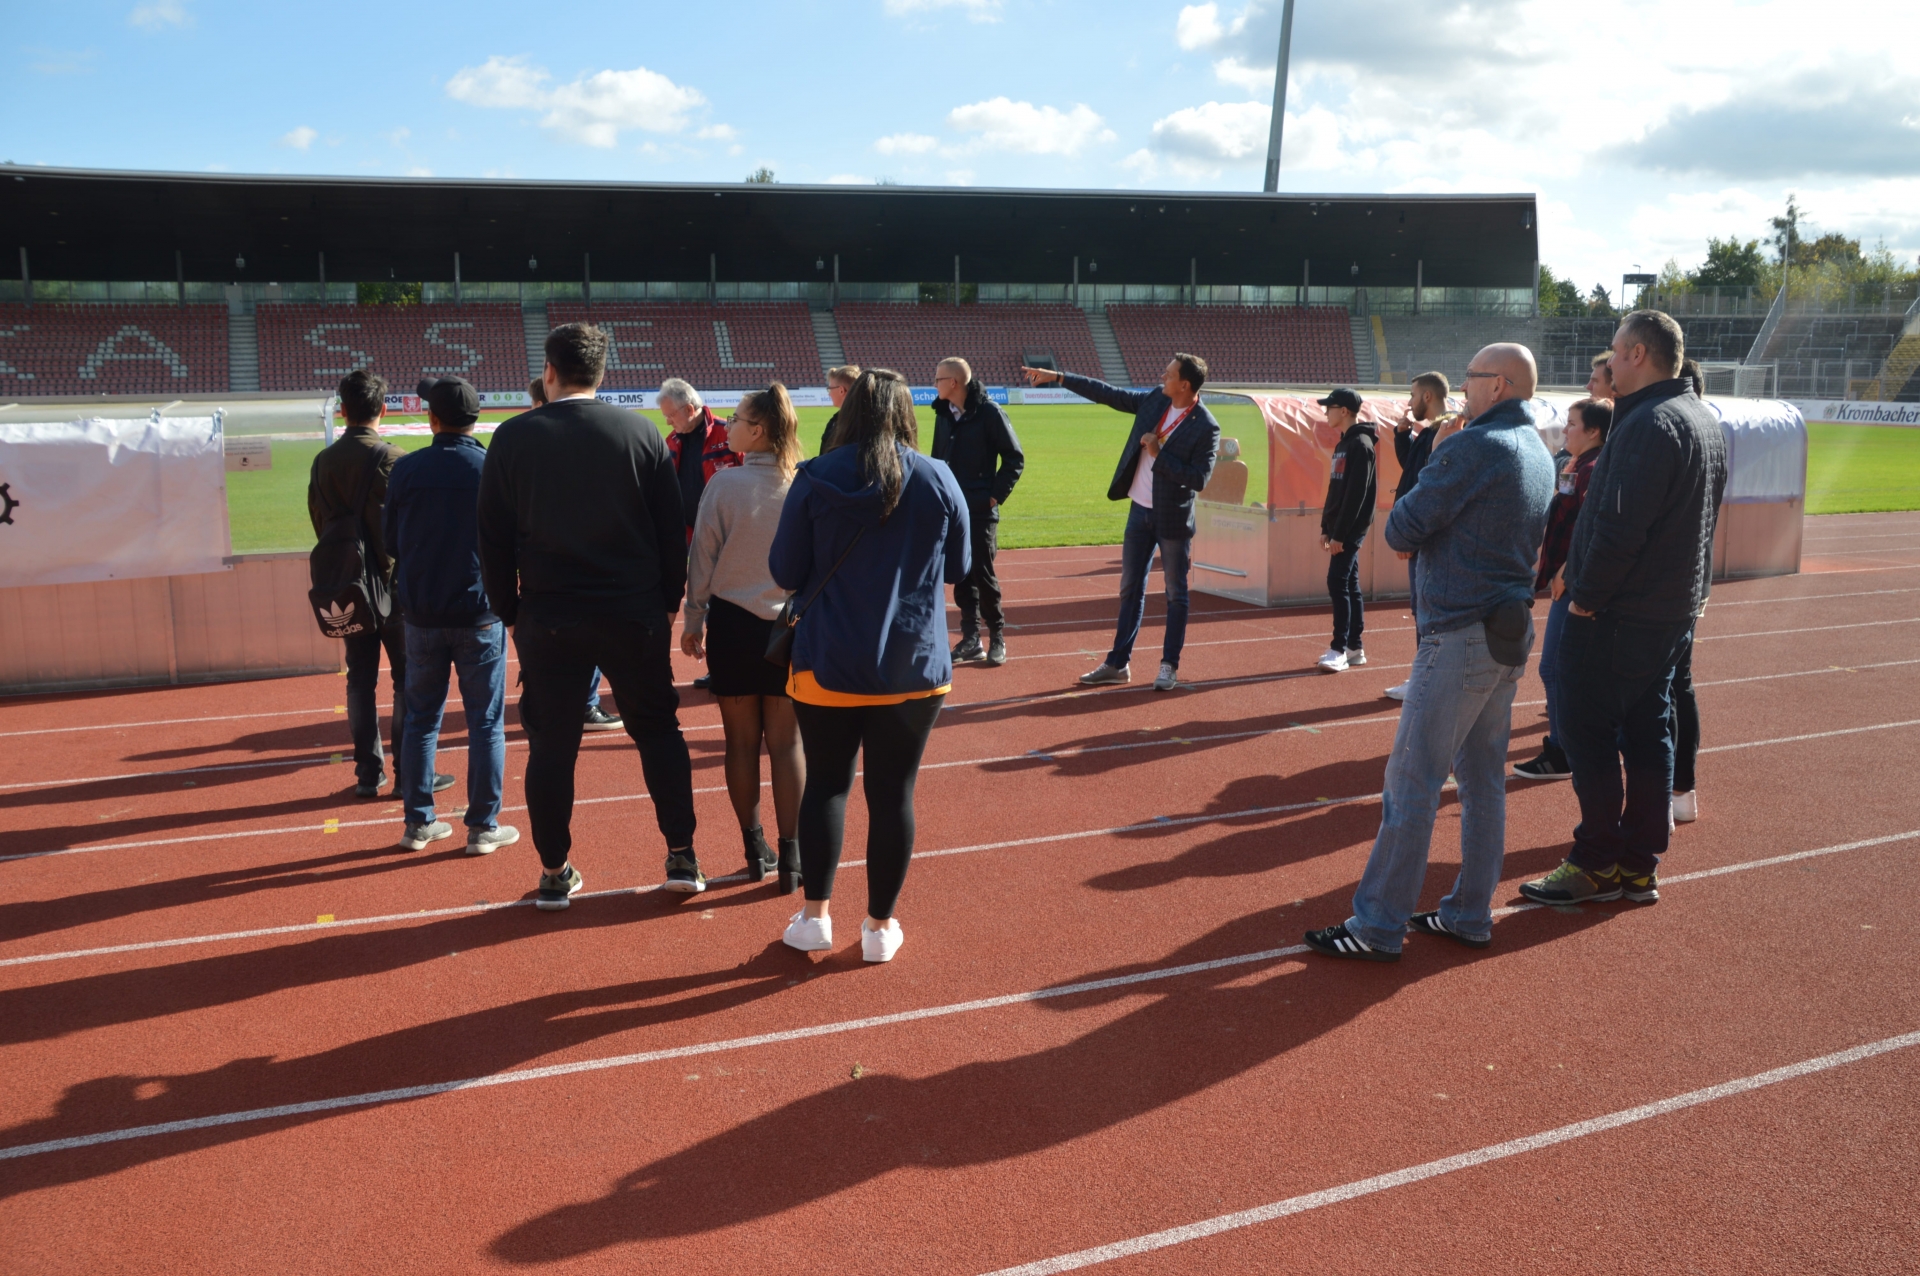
left=1792, top=400, right=1920, bottom=428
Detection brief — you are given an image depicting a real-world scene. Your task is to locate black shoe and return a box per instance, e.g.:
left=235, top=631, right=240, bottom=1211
left=432, top=772, right=456, bottom=793
left=583, top=706, right=624, bottom=731
left=1304, top=922, right=1400, bottom=962
left=1619, top=869, right=1660, bottom=903
left=354, top=778, right=384, bottom=799
left=743, top=827, right=776, bottom=882
left=777, top=837, right=801, bottom=896
left=952, top=635, right=985, bottom=662
left=985, top=632, right=1008, bottom=666
left=1407, top=910, right=1492, bottom=949
left=535, top=863, right=585, bottom=911
left=664, top=850, right=707, bottom=893
left=692, top=675, right=711, bottom=691
left=1511, top=746, right=1571, bottom=780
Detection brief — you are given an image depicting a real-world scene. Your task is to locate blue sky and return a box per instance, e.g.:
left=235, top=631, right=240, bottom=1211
left=6, top=0, right=1918, bottom=294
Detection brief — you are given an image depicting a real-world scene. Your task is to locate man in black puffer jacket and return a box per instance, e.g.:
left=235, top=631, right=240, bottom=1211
left=930, top=358, right=1024, bottom=666
left=1316, top=388, right=1379, bottom=673
left=1522, top=309, right=1728, bottom=908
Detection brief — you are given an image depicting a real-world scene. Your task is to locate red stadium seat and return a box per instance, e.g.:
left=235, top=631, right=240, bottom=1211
left=0, top=304, right=229, bottom=396
left=833, top=304, right=1100, bottom=386
left=546, top=302, right=822, bottom=390
left=255, top=304, right=527, bottom=393
left=1106, top=305, right=1357, bottom=386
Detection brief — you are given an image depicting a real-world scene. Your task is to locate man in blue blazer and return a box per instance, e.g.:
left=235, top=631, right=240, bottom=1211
left=1023, top=353, right=1220, bottom=691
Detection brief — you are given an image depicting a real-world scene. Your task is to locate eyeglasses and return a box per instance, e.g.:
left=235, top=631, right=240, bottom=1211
left=1462, top=370, right=1507, bottom=382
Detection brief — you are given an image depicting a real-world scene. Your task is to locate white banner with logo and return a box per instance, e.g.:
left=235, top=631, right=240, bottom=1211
left=0, top=417, right=230, bottom=588
left=1791, top=400, right=1920, bottom=428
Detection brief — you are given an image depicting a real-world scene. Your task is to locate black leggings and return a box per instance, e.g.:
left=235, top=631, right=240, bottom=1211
left=791, top=695, right=945, bottom=919
left=1670, top=629, right=1699, bottom=792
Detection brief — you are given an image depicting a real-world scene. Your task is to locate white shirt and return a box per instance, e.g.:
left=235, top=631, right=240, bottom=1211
left=1128, top=403, right=1191, bottom=509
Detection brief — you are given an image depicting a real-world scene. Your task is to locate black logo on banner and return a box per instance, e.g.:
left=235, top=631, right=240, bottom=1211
left=0, top=482, right=17, bottom=526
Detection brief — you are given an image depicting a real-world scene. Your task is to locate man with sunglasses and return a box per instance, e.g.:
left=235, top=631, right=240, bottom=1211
left=1306, top=343, right=1554, bottom=962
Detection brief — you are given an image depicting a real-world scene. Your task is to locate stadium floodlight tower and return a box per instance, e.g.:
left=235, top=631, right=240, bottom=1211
left=1261, top=0, right=1298, bottom=193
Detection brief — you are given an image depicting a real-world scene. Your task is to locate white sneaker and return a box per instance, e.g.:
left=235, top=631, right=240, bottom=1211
left=1316, top=648, right=1349, bottom=673
left=1153, top=662, right=1178, bottom=691
left=397, top=820, right=453, bottom=851
left=861, top=918, right=905, bottom=963
left=783, top=910, right=833, bottom=952
left=1383, top=681, right=1409, bottom=701
left=466, top=824, right=519, bottom=856
left=1347, top=649, right=1367, bottom=667
left=1672, top=791, right=1698, bottom=823
left=1078, top=663, right=1130, bottom=686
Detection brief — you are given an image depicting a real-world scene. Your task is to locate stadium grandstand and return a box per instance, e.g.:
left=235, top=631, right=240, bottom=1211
left=1107, top=304, right=1355, bottom=385
left=0, top=302, right=227, bottom=395
left=255, top=302, right=527, bottom=393
left=547, top=301, right=822, bottom=389
left=834, top=302, right=1101, bottom=385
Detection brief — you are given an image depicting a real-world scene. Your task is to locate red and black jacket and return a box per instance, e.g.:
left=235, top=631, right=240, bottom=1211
left=664, top=407, right=742, bottom=538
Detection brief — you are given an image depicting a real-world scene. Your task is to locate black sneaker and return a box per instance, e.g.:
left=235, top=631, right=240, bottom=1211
left=952, top=635, right=985, bottom=662
left=535, top=864, right=585, bottom=911
left=354, top=777, right=384, bottom=799
left=1407, top=910, right=1492, bottom=949
left=583, top=706, right=624, bottom=731
left=985, top=632, right=1008, bottom=666
left=1518, top=860, right=1623, bottom=905
left=692, top=675, right=711, bottom=691
left=432, top=772, right=456, bottom=793
left=1619, top=869, right=1660, bottom=903
left=664, top=850, right=707, bottom=894
left=1512, top=747, right=1572, bottom=780
left=1304, top=922, right=1400, bottom=962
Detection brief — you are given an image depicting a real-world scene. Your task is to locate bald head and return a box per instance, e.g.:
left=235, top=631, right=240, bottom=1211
left=1463, top=342, right=1536, bottom=419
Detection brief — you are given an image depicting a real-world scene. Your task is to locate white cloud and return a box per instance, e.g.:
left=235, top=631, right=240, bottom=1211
left=446, top=55, right=713, bottom=149
left=946, top=169, right=976, bottom=185
left=697, top=124, right=738, bottom=142
left=1150, top=100, right=1271, bottom=164
left=1176, top=3, right=1247, bottom=50
left=826, top=174, right=877, bottom=184
left=946, top=98, right=1115, bottom=156
left=875, top=132, right=939, bottom=155
left=128, top=1, right=189, bottom=30
left=883, top=0, right=1002, bottom=20
left=278, top=126, right=317, bottom=151
left=1213, top=56, right=1272, bottom=96
left=405, top=167, right=434, bottom=177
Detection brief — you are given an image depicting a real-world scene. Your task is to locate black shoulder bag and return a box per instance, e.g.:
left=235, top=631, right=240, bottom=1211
left=764, top=530, right=864, bottom=667
left=308, top=445, right=392, bottom=640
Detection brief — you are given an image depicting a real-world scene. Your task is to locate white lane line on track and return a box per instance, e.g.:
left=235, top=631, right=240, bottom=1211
left=1709, top=585, right=1920, bottom=608
left=1802, top=531, right=1920, bottom=542
left=1697, top=616, right=1920, bottom=642
left=2, top=827, right=1912, bottom=1161
left=979, top=1026, right=1920, bottom=1275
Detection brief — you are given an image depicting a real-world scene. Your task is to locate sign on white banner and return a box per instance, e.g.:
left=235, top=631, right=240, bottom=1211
left=1791, top=400, right=1920, bottom=428
left=0, top=417, right=230, bottom=588
left=224, top=436, right=272, bottom=471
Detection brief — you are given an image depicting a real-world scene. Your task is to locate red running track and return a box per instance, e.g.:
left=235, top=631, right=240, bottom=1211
left=1, top=511, right=1918, bottom=1273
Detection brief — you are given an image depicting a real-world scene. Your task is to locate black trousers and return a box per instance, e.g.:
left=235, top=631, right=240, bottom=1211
left=1670, top=624, right=1699, bottom=792
left=513, top=615, right=696, bottom=870
left=791, top=695, right=945, bottom=919
left=1327, top=538, right=1364, bottom=651
left=952, top=504, right=1002, bottom=635
left=343, top=606, right=407, bottom=789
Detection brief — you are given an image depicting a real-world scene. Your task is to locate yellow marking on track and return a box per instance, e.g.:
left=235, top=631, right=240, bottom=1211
left=334, top=705, right=346, bottom=714
left=322, top=818, right=340, bottom=834
left=330, top=753, right=343, bottom=764
left=316, top=914, right=335, bottom=923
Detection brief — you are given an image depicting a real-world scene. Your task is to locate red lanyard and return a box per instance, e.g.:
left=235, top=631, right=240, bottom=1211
left=1157, top=406, right=1189, bottom=440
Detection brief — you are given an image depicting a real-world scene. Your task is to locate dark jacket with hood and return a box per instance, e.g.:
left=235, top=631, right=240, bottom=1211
left=1392, top=419, right=1439, bottom=502
left=768, top=443, right=970, bottom=698
left=1564, top=378, right=1727, bottom=623
left=1321, top=421, right=1380, bottom=544
left=308, top=424, right=404, bottom=585
left=930, top=379, right=1024, bottom=517
left=1059, top=371, right=1220, bottom=540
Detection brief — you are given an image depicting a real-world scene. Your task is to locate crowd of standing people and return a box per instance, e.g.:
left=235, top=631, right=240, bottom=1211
left=308, top=307, right=1725, bottom=967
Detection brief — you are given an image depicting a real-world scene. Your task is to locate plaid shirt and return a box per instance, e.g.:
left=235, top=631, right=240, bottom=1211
left=1536, top=449, right=1597, bottom=591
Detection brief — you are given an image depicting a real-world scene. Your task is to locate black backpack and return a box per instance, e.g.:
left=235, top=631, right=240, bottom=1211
left=308, top=444, right=392, bottom=639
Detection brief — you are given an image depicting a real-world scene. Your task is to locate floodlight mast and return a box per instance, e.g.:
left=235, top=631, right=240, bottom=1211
left=1262, top=0, right=1297, bottom=193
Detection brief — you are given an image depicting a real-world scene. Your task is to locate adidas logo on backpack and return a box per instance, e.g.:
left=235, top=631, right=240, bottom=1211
left=308, top=444, right=391, bottom=641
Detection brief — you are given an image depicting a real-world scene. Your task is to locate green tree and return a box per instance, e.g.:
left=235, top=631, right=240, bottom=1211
left=1768, top=195, right=1803, bottom=267
left=1586, top=284, right=1615, bottom=318
left=745, top=167, right=776, bottom=183
left=1536, top=264, right=1585, bottom=316
left=1796, top=232, right=1861, bottom=268
left=1688, top=237, right=1766, bottom=287
left=356, top=281, right=422, bottom=305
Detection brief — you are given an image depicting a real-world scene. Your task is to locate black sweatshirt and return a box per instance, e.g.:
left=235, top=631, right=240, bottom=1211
left=477, top=397, right=687, bottom=627
left=1392, top=421, right=1437, bottom=502
left=930, top=380, right=1025, bottom=511
left=1321, top=422, right=1379, bottom=544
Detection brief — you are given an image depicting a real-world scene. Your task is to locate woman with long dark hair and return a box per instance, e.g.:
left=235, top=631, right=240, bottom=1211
left=682, top=384, right=808, bottom=889
left=767, top=369, right=970, bottom=962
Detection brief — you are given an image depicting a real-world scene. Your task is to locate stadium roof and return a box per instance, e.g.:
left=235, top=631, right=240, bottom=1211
left=3, top=166, right=1538, bottom=290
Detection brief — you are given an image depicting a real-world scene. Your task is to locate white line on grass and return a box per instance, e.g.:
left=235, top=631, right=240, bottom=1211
left=1, top=828, right=1912, bottom=1161
left=977, top=1028, right=1920, bottom=1275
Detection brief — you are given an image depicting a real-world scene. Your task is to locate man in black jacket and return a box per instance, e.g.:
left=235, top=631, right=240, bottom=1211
left=1023, top=353, right=1219, bottom=692
left=931, top=358, right=1024, bottom=666
left=478, top=322, right=702, bottom=908
left=1521, top=310, right=1727, bottom=907
left=1316, top=388, right=1378, bottom=673
left=1382, top=372, right=1451, bottom=698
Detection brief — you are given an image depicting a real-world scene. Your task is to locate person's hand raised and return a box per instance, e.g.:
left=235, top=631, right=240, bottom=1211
left=1020, top=366, right=1063, bottom=386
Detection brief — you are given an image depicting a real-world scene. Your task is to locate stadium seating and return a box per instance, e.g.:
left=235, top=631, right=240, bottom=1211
left=0, top=304, right=228, bottom=396
left=547, top=302, right=822, bottom=390
left=254, top=303, right=527, bottom=393
left=833, top=304, right=1100, bottom=386
left=1106, top=305, right=1356, bottom=386
left=1758, top=315, right=1907, bottom=398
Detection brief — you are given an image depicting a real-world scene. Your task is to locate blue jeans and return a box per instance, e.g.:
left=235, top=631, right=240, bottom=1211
left=402, top=621, right=508, bottom=830
left=1558, top=611, right=1691, bottom=877
left=1107, top=501, right=1192, bottom=670
left=586, top=667, right=604, bottom=712
left=1537, top=594, right=1572, bottom=752
left=1406, top=554, right=1419, bottom=628
left=1328, top=538, right=1364, bottom=651
left=1345, top=622, right=1525, bottom=952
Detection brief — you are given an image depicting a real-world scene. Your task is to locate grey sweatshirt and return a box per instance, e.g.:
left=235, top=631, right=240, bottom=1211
left=683, top=451, right=794, bottom=636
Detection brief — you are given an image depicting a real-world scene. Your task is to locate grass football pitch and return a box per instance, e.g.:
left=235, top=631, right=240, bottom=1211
left=224, top=408, right=1914, bottom=554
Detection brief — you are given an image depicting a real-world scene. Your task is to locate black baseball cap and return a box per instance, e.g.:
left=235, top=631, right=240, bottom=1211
left=1316, top=388, right=1363, bottom=412
left=417, top=376, right=481, bottom=428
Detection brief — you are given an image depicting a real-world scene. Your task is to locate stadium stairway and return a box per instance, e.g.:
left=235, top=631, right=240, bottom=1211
left=1349, top=315, right=1379, bottom=383
left=811, top=310, right=846, bottom=371
left=228, top=311, right=260, bottom=393
left=1085, top=309, right=1131, bottom=384
left=521, top=304, right=548, bottom=381
left=1878, top=329, right=1920, bottom=402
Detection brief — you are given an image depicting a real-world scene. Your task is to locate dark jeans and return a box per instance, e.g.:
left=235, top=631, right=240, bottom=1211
left=791, top=695, right=944, bottom=920
left=402, top=621, right=508, bottom=830
left=513, top=615, right=696, bottom=870
left=1407, top=554, right=1419, bottom=628
left=1670, top=625, right=1699, bottom=792
left=1108, top=501, right=1192, bottom=670
left=1557, top=610, right=1693, bottom=877
left=343, top=607, right=407, bottom=790
left=953, top=503, right=1002, bottom=636
left=1328, top=538, right=1364, bottom=651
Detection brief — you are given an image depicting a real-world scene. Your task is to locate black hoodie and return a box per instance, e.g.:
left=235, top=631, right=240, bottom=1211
left=930, top=380, right=1024, bottom=515
left=1321, top=421, right=1379, bottom=544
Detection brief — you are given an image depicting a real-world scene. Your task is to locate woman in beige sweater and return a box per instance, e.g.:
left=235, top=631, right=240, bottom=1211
left=681, top=384, right=807, bottom=890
